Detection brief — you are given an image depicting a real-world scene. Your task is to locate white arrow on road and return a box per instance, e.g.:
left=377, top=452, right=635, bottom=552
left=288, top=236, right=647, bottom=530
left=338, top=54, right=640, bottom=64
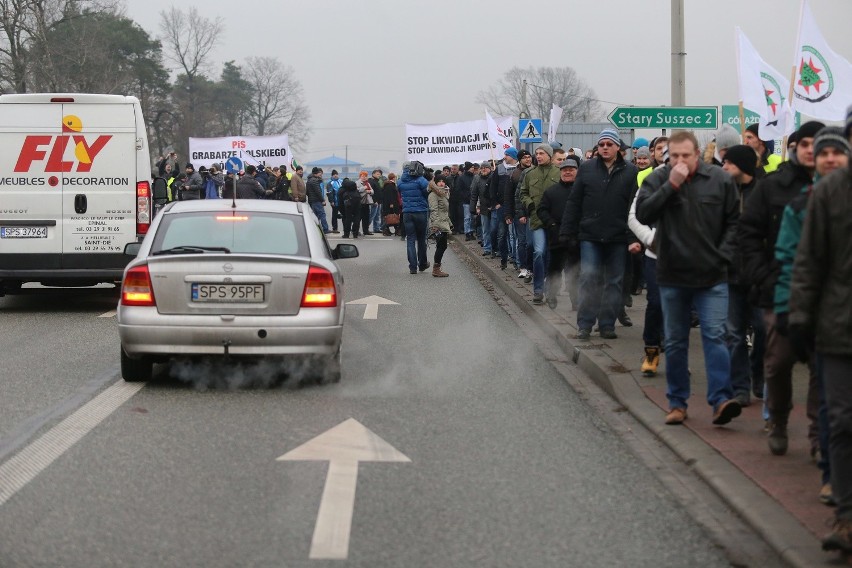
left=277, top=418, right=410, bottom=560
left=346, top=295, right=399, bottom=320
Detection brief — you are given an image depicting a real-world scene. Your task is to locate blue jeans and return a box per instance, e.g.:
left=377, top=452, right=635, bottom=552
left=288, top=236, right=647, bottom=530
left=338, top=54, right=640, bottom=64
left=404, top=211, right=428, bottom=271
left=463, top=204, right=472, bottom=234
left=480, top=211, right=492, bottom=253
left=577, top=241, right=626, bottom=332
left=660, top=282, right=733, bottom=411
left=370, top=203, right=382, bottom=232
left=642, top=256, right=663, bottom=347
left=491, top=209, right=509, bottom=263
left=512, top=218, right=528, bottom=269
left=311, top=202, right=329, bottom=232
left=528, top=226, right=547, bottom=295
left=726, top=284, right=764, bottom=399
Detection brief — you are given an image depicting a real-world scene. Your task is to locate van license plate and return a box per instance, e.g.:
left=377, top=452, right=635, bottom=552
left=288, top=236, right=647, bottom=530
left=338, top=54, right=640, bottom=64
left=1, top=226, right=47, bottom=238
left=191, top=284, right=264, bottom=303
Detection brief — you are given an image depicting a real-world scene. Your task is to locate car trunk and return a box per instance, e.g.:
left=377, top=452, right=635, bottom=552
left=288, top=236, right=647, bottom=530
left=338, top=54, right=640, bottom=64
left=147, top=254, right=311, bottom=316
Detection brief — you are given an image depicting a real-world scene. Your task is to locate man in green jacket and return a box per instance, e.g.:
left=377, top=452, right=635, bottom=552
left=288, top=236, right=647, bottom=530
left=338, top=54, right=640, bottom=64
left=520, top=143, right=561, bottom=304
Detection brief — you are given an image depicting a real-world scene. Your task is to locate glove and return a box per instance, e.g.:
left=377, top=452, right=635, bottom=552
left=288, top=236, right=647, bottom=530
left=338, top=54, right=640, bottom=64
left=788, top=324, right=814, bottom=363
left=774, top=312, right=789, bottom=336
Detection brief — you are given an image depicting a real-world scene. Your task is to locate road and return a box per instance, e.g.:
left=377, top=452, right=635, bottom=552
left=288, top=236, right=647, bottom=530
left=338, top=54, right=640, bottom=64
left=0, top=237, right=754, bottom=567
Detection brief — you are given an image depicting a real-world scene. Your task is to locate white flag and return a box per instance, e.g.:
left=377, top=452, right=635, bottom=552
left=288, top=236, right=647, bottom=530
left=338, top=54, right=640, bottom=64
left=548, top=103, right=563, bottom=143
left=736, top=28, right=794, bottom=140
left=791, top=0, right=852, bottom=120
left=485, top=110, right=515, bottom=157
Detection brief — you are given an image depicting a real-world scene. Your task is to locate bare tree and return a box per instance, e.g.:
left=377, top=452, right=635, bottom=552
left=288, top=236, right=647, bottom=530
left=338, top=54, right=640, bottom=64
left=476, top=66, right=602, bottom=123
left=242, top=56, right=311, bottom=147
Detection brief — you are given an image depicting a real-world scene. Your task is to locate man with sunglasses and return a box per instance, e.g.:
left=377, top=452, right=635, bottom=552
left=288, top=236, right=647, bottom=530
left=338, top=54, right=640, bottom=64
left=561, top=129, right=639, bottom=340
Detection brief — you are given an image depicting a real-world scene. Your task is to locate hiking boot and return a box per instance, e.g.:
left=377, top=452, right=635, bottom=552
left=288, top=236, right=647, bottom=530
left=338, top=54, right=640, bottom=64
left=822, top=518, right=852, bottom=553
left=820, top=483, right=837, bottom=507
left=532, top=293, right=544, bottom=305
left=641, top=346, right=660, bottom=376
left=768, top=418, right=789, bottom=455
left=432, top=263, right=448, bottom=277
left=577, top=329, right=591, bottom=341
left=665, top=407, right=687, bottom=425
left=712, top=399, right=742, bottom=425
left=600, top=329, right=618, bottom=340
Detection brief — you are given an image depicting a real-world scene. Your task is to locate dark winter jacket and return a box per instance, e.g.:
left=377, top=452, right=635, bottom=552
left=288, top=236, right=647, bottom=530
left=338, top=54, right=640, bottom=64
left=505, top=165, right=529, bottom=220
left=728, top=176, right=758, bottom=286
left=381, top=181, right=400, bottom=216
left=636, top=161, right=739, bottom=288
left=470, top=172, right=494, bottom=211
left=538, top=180, right=574, bottom=249
left=560, top=155, right=638, bottom=243
left=235, top=175, right=266, bottom=199
left=398, top=171, right=429, bottom=213
left=339, top=179, right=361, bottom=209
left=789, top=166, right=852, bottom=355
left=454, top=171, right=474, bottom=204
left=306, top=175, right=325, bottom=204
left=737, top=161, right=813, bottom=307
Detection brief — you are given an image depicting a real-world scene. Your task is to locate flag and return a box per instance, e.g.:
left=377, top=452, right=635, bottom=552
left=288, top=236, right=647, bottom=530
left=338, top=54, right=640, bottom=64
left=736, top=27, right=794, bottom=140
left=485, top=110, right=514, bottom=157
left=791, top=0, right=852, bottom=121
left=548, top=103, right=563, bottom=143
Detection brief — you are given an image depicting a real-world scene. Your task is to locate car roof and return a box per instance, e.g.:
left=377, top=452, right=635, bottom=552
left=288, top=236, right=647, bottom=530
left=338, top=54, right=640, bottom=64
left=162, top=200, right=305, bottom=215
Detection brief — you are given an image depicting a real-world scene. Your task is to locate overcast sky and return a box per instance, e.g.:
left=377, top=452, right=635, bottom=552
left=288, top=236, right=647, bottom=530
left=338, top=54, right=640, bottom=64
left=123, top=0, right=852, bottom=168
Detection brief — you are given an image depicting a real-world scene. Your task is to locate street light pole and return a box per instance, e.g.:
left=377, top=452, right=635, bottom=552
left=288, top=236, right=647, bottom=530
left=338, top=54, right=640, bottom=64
left=671, top=0, right=686, bottom=107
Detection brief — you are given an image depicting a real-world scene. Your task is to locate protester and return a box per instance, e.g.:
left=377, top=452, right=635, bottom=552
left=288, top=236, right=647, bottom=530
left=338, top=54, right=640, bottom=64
left=325, top=170, right=342, bottom=233
left=788, top=110, right=852, bottom=555
left=369, top=169, right=385, bottom=233
left=470, top=161, right=494, bottom=256
left=399, top=161, right=430, bottom=274
left=537, top=155, right=580, bottom=309
left=744, top=123, right=783, bottom=174
left=178, top=163, right=203, bottom=200
left=455, top=162, right=475, bottom=240
left=636, top=130, right=742, bottom=427
left=274, top=164, right=292, bottom=201
left=704, top=123, right=741, bottom=167
left=290, top=165, right=306, bottom=202
left=339, top=177, right=361, bottom=238
left=233, top=165, right=267, bottom=198
left=521, top=143, right=561, bottom=305
left=561, top=129, right=638, bottom=338
left=428, top=174, right=452, bottom=277
left=355, top=171, right=375, bottom=236
left=506, top=149, right=533, bottom=278
left=382, top=173, right=401, bottom=236
left=306, top=167, right=330, bottom=233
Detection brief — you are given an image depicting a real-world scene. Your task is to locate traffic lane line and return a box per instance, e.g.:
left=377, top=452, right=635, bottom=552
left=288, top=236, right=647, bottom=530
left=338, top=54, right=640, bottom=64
left=0, top=381, right=143, bottom=507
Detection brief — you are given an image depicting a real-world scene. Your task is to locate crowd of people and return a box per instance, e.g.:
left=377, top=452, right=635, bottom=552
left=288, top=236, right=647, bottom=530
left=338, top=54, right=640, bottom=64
left=153, top=109, right=852, bottom=553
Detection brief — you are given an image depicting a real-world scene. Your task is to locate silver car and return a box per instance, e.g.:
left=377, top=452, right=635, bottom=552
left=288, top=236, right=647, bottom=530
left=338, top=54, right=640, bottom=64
left=117, top=199, right=358, bottom=383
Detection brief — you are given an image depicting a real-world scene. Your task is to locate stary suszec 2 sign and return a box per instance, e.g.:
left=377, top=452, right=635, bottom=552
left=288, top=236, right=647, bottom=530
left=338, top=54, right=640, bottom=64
left=607, top=106, right=718, bottom=130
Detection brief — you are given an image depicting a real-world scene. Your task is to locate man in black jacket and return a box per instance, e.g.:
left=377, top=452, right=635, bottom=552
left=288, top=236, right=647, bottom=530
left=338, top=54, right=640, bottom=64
left=234, top=165, right=267, bottom=199
left=454, top=162, right=475, bottom=240
left=636, top=130, right=742, bottom=427
left=561, top=129, right=638, bottom=340
left=538, top=156, right=579, bottom=309
left=307, top=167, right=330, bottom=234
left=738, top=120, right=824, bottom=455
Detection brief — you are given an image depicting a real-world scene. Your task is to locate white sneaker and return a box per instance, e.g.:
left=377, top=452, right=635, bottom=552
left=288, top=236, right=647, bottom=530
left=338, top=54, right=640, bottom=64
left=518, top=269, right=529, bottom=278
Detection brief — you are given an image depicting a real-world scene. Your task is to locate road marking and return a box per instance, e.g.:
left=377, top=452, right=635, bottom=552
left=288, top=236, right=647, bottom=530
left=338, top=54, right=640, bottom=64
left=277, top=418, right=410, bottom=560
left=0, top=381, right=143, bottom=507
left=98, top=310, right=117, bottom=318
left=346, top=295, right=399, bottom=320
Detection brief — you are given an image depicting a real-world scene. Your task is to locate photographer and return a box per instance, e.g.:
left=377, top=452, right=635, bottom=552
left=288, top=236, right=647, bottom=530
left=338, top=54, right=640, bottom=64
left=399, top=161, right=430, bottom=274
left=204, top=164, right=224, bottom=199
left=178, top=163, right=203, bottom=200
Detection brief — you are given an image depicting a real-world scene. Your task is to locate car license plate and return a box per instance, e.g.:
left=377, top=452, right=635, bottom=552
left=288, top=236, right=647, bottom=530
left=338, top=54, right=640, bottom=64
left=191, top=284, right=264, bottom=303
left=1, top=226, right=47, bottom=238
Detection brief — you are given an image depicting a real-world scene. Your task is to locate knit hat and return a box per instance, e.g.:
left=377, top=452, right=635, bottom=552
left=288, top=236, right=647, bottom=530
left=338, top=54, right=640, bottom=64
left=722, top=145, right=757, bottom=177
left=549, top=140, right=563, bottom=150
left=463, top=161, right=474, bottom=171
left=715, top=123, right=741, bottom=150
left=185, top=162, right=194, bottom=170
left=481, top=160, right=492, bottom=169
left=632, top=137, right=649, bottom=149
left=813, top=126, right=850, bottom=157
left=635, top=146, right=651, bottom=159
left=598, top=129, right=621, bottom=146
left=504, top=147, right=519, bottom=160
left=745, top=123, right=762, bottom=139
left=846, top=104, right=852, bottom=139
left=535, top=143, right=553, bottom=157
left=798, top=120, right=826, bottom=141
left=517, top=149, right=532, bottom=160
left=331, top=169, right=338, bottom=175
left=560, top=155, right=581, bottom=169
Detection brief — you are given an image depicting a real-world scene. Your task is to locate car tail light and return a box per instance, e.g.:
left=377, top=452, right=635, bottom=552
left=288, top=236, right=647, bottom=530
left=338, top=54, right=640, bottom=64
left=136, top=181, right=151, bottom=235
left=121, top=265, right=156, bottom=306
left=301, top=266, right=337, bottom=308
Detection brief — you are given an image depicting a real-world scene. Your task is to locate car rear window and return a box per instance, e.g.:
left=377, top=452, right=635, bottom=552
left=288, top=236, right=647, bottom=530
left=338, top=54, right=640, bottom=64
left=152, top=211, right=309, bottom=256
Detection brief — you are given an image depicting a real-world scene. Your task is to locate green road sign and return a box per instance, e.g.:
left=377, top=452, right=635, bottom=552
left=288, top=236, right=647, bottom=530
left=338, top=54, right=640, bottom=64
left=720, top=105, right=801, bottom=131
left=607, top=106, right=718, bottom=129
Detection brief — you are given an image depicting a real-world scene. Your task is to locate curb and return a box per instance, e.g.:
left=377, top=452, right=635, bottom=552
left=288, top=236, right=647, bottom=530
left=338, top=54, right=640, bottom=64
left=454, top=238, right=827, bottom=568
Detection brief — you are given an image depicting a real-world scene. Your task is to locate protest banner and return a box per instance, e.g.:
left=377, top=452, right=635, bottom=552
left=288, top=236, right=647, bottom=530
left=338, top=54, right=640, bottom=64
left=188, top=134, right=292, bottom=170
left=405, top=116, right=515, bottom=165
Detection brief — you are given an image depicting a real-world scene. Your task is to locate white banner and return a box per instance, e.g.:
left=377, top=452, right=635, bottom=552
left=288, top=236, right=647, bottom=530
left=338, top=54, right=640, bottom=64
left=405, top=116, right=515, bottom=166
left=548, top=104, right=563, bottom=143
left=736, top=27, right=794, bottom=140
left=188, top=134, right=292, bottom=170
left=485, top=110, right=515, bottom=156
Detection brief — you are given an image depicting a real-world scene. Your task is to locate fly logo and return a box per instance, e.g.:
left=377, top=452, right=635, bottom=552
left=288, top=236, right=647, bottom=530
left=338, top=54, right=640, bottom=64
left=14, top=115, right=112, bottom=173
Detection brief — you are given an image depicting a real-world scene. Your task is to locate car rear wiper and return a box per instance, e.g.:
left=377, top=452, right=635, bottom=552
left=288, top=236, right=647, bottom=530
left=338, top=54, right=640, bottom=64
left=152, top=245, right=231, bottom=256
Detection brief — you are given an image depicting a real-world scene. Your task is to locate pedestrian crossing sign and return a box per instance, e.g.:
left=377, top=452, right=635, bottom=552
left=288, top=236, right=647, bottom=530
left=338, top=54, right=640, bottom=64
left=518, top=118, right=543, bottom=143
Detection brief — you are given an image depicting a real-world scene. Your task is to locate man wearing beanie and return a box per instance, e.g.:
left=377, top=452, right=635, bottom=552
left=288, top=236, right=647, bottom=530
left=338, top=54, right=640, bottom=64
left=739, top=120, right=824, bottom=456
left=706, top=124, right=742, bottom=167
left=506, top=149, right=534, bottom=277
left=520, top=143, right=561, bottom=304
left=744, top=123, right=783, bottom=174
left=788, top=114, right=852, bottom=554
left=179, top=162, right=204, bottom=200
left=722, top=145, right=765, bottom=408
left=455, top=162, right=476, bottom=240
left=561, top=129, right=639, bottom=339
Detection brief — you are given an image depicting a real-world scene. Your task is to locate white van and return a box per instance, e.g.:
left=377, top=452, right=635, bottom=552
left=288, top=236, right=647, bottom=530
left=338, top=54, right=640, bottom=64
left=0, top=93, right=152, bottom=294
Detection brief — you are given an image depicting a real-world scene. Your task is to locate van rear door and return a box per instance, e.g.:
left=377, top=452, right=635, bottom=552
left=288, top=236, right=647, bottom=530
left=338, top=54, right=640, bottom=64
left=59, top=102, right=138, bottom=272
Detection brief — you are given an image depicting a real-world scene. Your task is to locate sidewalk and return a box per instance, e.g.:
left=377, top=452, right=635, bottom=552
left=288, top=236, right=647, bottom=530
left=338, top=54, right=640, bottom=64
left=453, top=236, right=838, bottom=568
